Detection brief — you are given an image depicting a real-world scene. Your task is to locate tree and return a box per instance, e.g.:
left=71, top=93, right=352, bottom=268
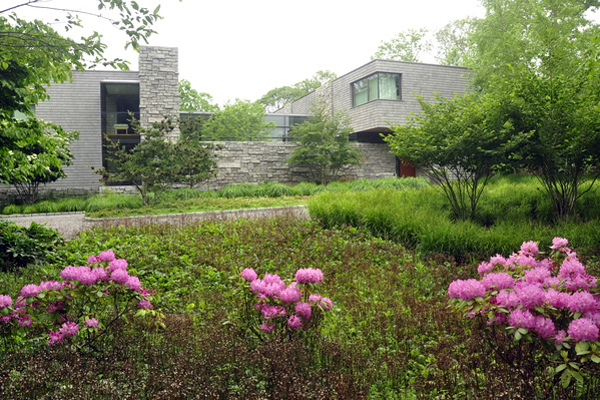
left=371, top=28, right=432, bottom=62
left=99, top=117, right=218, bottom=205
left=287, top=102, right=362, bottom=185
left=258, top=70, right=338, bottom=112
left=434, top=18, right=475, bottom=66
left=0, top=118, right=78, bottom=204
left=178, top=79, right=219, bottom=112
left=385, top=93, right=521, bottom=220
left=202, top=100, right=275, bottom=141
left=465, top=0, right=600, bottom=220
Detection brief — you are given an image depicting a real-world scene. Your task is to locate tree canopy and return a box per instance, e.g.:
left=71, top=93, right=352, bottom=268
left=179, top=79, right=219, bottom=113
left=371, top=29, right=432, bottom=62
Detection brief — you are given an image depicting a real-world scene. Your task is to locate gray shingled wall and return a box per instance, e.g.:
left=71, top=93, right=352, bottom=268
left=34, top=70, right=139, bottom=190
left=278, top=60, right=471, bottom=132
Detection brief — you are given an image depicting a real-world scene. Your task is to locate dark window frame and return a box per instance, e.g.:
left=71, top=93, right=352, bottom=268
left=352, top=72, right=402, bottom=106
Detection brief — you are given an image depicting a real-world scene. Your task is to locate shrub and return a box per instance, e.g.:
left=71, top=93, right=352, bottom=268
left=0, top=220, right=63, bottom=272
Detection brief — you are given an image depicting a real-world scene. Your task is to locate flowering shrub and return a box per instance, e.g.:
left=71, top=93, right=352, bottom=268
left=238, top=267, right=332, bottom=339
left=448, top=238, right=600, bottom=389
left=0, top=250, right=163, bottom=350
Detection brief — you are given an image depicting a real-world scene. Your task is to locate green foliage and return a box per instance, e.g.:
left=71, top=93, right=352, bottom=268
left=99, top=116, right=218, bottom=205
left=434, top=18, right=475, bottom=66
left=258, top=70, right=337, bottom=112
left=0, top=220, right=63, bottom=272
left=371, top=28, right=432, bottom=62
left=178, top=79, right=218, bottom=112
left=287, top=101, right=363, bottom=185
left=202, top=99, right=275, bottom=141
left=386, top=92, right=522, bottom=220
left=0, top=117, right=78, bottom=204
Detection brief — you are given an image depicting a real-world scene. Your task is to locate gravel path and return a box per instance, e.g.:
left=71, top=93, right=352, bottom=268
left=1, top=206, right=309, bottom=240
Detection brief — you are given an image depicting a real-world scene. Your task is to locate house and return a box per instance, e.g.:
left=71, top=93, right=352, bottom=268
left=3, top=47, right=471, bottom=195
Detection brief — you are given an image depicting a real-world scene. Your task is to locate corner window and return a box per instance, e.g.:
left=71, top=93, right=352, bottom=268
left=352, top=73, right=401, bottom=106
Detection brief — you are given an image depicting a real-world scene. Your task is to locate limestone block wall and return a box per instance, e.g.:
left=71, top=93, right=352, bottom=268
left=197, top=141, right=398, bottom=190
left=139, top=46, right=180, bottom=137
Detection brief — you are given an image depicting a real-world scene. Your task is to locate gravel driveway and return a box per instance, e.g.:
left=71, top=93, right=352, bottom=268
left=1, top=206, right=309, bottom=240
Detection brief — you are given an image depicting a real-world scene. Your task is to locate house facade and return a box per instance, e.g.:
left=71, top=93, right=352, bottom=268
left=3, top=48, right=471, bottom=195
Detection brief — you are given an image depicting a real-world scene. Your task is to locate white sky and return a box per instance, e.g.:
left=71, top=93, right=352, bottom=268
left=6, top=0, right=600, bottom=106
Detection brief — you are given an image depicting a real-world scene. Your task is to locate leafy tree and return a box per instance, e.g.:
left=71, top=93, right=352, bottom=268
left=0, top=118, right=78, bottom=204
left=178, top=79, right=219, bottom=112
left=466, top=0, right=600, bottom=220
left=287, top=102, right=362, bottom=185
left=99, top=117, right=218, bottom=205
left=385, top=93, right=521, bottom=220
left=258, top=70, right=337, bottom=112
left=434, top=18, right=475, bottom=66
left=371, top=28, right=432, bottom=62
left=202, top=100, right=275, bottom=141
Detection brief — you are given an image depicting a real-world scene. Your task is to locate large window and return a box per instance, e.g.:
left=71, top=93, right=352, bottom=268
left=352, top=73, right=401, bottom=106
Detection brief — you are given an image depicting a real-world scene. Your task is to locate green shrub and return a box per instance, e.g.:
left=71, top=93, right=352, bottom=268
left=254, top=182, right=294, bottom=197
left=2, top=204, right=23, bottom=215
left=0, top=220, right=64, bottom=272
left=84, top=193, right=143, bottom=212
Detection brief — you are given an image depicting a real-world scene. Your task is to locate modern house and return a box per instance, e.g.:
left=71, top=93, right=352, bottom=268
left=3, top=47, right=471, bottom=194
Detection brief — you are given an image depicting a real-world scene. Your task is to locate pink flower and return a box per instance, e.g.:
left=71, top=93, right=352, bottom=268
left=295, top=268, right=324, bottom=284
left=279, top=287, right=302, bottom=303
left=111, top=269, right=130, bottom=285
left=559, top=259, right=586, bottom=279
left=448, top=279, right=486, bottom=300
left=21, top=284, right=40, bottom=298
left=61, top=266, right=79, bottom=281
left=48, top=331, right=64, bottom=346
left=126, top=276, right=142, bottom=292
left=78, top=269, right=98, bottom=286
left=567, top=292, right=598, bottom=314
left=295, top=302, right=311, bottom=320
left=48, top=300, right=64, bottom=313
left=477, top=262, right=493, bottom=276
left=319, top=297, right=333, bottom=310
left=38, top=281, right=64, bottom=291
left=59, top=321, right=79, bottom=337
left=520, top=241, right=539, bottom=257
left=87, top=255, right=99, bottom=264
left=261, top=305, right=286, bottom=320
left=554, top=330, right=568, bottom=345
left=138, top=299, right=153, bottom=309
left=241, top=268, right=257, bottom=282
left=85, top=318, right=99, bottom=328
left=93, top=268, right=109, bottom=282
left=18, top=315, right=32, bottom=327
left=550, top=237, right=569, bottom=252
left=260, top=322, right=275, bottom=333
left=482, top=272, right=514, bottom=290
left=545, top=289, right=570, bottom=309
left=524, top=268, right=551, bottom=285
left=288, top=315, right=303, bottom=329
left=308, top=294, right=322, bottom=304
left=508, top=309, right=536, bottom=330
left=568, top=318, right=599, bottom=342
left=516, top=284, right=546, bottom=309
left=109, top=259, right=128, bottom=272
left=495, top=290, right=520, bottom=308
left=98, top=250, right=116, bottom=262
left=0, top=295, right=12, bottom=308
left=534, top=316, right=556, bottom=339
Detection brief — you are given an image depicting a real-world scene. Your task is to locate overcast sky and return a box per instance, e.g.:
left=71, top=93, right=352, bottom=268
left=8, top=0, right=600, bottom=106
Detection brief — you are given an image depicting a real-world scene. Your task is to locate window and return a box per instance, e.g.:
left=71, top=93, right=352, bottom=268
left=352, top=73, right=401, bottom=106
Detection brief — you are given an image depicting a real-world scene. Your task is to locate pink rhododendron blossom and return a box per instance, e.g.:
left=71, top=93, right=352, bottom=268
left=584, top=311, right=600, bottom=328
left=295, top=302, right=311, bottom=320
left=559, top=259, right=586, bottom=279
left=241, top=268, right=257, bottom=282
left=93, top=268, right=109, bottom=282
left=295, top=268, right=324, bottom=284
left=98, top=250, right=116, bottom=262
left=477, top=262, right=493, bottom=276
left=514, top=254, right=537, bottom=269
left=524, top=268, right=551, bottom=285
left=508, top=309, right=536, bottom=330
left=308, top=294, right=322, bottom=304
left=48, top=331, right=64, bottom=346
left=250, top=279, right=264, bottom=293
left=564, top=275, right=597, bottom=291
left=59, top=321, right=79, bottom=337
left=87, top=255, right=99, bottom=264
left=534, top=316, right=556, bottom=339
left=85, top=318, right=99, bottom=328
left=60, top=266, right=79, bottom=281
left=38, top=280, right=64, bottom=291
left=18, top=315, right=33, bottom=327
left=109, top=259, right=128, bottom=272
left=0, top=295, right=12, bottom=308
left=111, top=269, right=130, bottom=285
left=288, top=315, right=303, bottom=329
left=482, top=272, right=514, bottom=290
left=319, top=297, right=333, bottom=310
left=261, top=305, right=286, bottom=320
left=568, top=318, right=599, bottom=342
left=550, top=237, right=570, bottom=252
left=126, top=276, right=141, bottom=292
left=48, top=300, right=64, bottom=313
left=260, top=322, right=275, bottom=333
left=545, top=289, right=570, bottom=309
left=516, top=284, right=546, bottom=309
left=21, top=284, right=40, bottom=298
left=495, top=290, right=520, bottom=308
left=78, top=269, right=99, bottom=286
left=448, top=279, right=486, bottom=300
left=138, top=299, right=153, bottom=309
left=567, top=292, right=598, bottom=314
left=554, top=330, right=568, bottom=345
left=490, top=254, right=509, bottom=267
left=279, top=287, right=302, bottom=303
left=520, top=241, right=539, bottom=257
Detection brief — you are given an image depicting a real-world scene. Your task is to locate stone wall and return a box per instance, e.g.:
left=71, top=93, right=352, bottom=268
left=139, top=46, right=180, bottom=137
left=197, top=141, right=398, bottom=190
